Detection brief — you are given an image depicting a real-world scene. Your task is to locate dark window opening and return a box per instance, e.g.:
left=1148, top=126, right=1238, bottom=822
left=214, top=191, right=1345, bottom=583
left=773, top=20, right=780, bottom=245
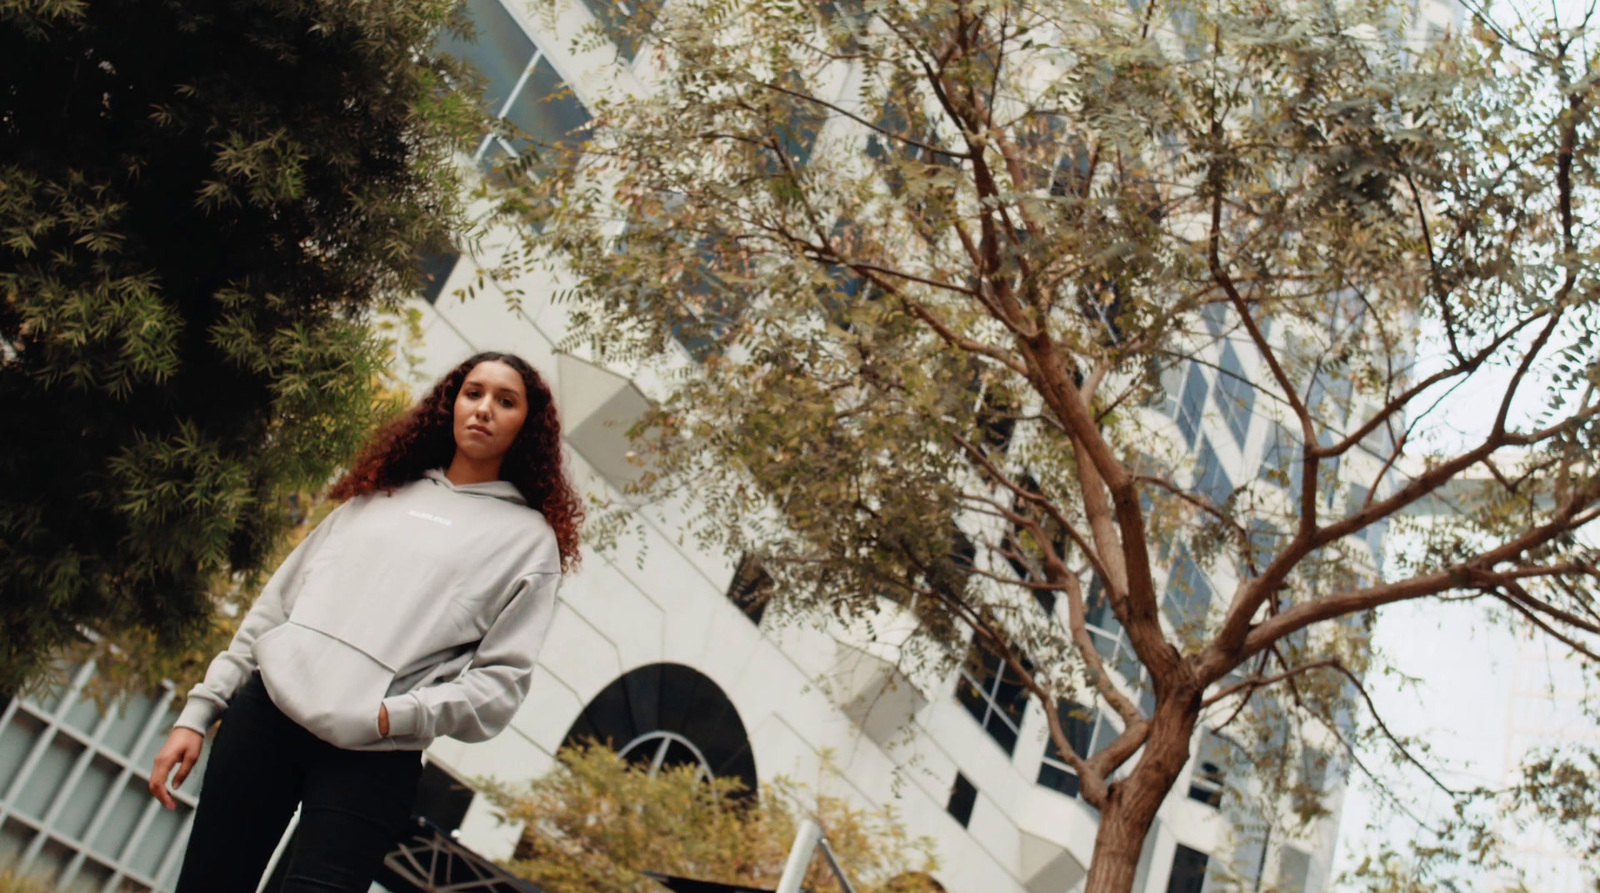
left=1036, top=700, right=1100, bottom=798
left=726, top=553, right=774, bottom=626
left=946, top=772, right=977, bottom=827
left=955, top=638, right=1031, bottom=755
left=1167, top=845, right=1211, bottom=893
left=418, top=252, right=459, bottom=305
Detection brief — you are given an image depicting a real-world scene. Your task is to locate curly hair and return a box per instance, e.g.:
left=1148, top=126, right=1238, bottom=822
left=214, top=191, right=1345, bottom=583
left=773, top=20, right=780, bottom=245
left=330, top=352, right=583, bottom=572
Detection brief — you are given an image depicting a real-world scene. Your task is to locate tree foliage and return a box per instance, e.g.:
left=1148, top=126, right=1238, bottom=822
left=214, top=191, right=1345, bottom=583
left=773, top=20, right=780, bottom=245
left=484, top=744, right=944, bottom=893
left=0, top=0, right=479, bottom=691
left=508, top=0, right=1600, bottom=889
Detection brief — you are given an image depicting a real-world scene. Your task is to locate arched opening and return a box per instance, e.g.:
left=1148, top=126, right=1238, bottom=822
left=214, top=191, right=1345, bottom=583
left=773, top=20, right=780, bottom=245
left=561, top=663, right=758, bottom=792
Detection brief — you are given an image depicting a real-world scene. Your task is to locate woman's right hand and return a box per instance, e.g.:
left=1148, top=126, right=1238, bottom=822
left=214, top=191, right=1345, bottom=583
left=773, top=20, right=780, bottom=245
left=149, top=727, right=204, bottom=810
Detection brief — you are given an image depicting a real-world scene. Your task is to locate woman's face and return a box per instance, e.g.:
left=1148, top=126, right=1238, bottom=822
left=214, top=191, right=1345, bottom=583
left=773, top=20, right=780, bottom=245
left=452, top=361, right=530, bottom=463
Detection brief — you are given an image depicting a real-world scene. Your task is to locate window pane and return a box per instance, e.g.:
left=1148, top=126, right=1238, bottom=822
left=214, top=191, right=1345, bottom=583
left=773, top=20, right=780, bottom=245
left=92, top=778, right=149, bottom=861
left=1167, top=845, right=1211, bottom=893
left=62, top=691, right=105, bottom=739
left=31, top=837, right=74, bottom=885
left=134, top=705, right=179, bottom=771
left=438, top=0, right=536, bottom=116
left=1217, top=343, right=1255, bottom=445
left=100, top=694, right=158, bottom=758
left=0, top=818, right=33, bottom=865
left=1176, top=366, right=1208, bottom=447
left=15, top=731, right=83, bottom=820
left=985, top=716, right=1018, bottom=754
left=0, top=710, right=46, bottom=795
left=945, top=772, right=977, bottom=827
left=127, top=801, right=186, bottom=879
left=579, top=0, right=664, bottom=62
left=955, top=675, right=990, bottom=727
left=1036, top=761, right=1080, bottom=798
left=59, top=755, right=120, bottom=841
left=501, top=56, right=591, bottom=179
left=70, top=857, right=115, bottom=893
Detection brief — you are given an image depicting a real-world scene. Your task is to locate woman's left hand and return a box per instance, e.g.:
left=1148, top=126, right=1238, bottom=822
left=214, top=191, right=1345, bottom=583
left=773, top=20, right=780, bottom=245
left=378, top=703, right=390, bottom=736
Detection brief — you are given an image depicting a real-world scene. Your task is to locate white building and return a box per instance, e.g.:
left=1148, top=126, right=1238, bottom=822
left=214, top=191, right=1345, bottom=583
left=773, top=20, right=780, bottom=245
left=0, top=0, right=1461, bottom=891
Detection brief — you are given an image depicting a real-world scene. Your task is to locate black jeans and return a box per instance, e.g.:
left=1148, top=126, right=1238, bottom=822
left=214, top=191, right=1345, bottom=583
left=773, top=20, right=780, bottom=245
left=174, top=673, right=423, bottom=893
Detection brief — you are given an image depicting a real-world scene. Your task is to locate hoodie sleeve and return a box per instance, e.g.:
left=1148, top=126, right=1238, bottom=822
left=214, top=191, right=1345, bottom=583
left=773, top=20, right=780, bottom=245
left=379, top=570, right=560, bottom=743
left=172, top=502, right=348, bottom=735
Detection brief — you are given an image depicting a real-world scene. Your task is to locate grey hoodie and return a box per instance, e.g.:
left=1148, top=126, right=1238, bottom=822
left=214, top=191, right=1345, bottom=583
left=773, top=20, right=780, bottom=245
left=174, top=470, right=561, bottom=751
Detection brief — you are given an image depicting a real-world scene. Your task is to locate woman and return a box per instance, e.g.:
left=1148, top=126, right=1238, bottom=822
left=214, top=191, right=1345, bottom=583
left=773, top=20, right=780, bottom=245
left=149, top=351, right=582, bottom=893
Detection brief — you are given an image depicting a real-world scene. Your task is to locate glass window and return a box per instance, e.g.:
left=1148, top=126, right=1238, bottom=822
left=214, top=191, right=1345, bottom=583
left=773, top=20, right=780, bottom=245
left=417, top=252, right=460, bottom=306
left=100, top=694, right=158, bottom=758
left=725, top=553, right=773, bottom=626
left=438, top=0, right=536, bottom=117
left=1245, top=519, right=1284, bottom=571
left=126, top=801, right=186, bottom=879
left=1167, top=845, right=1211, bottom=893
left=945, top=772, right=977, bottom=828
left=1193, top=438, right=1234, bottom=509
left=1215, top=343, right=1255, bottom=446
left=14, top=731, right=83, bottom=820
left=1187, top=731, right=1229, bottom=807
left=0, top=710, right=46, bottom=795
left=62, top=691, right=105, bottom=739
left=1175, top=366, right=1208, bottom=447
left=501, top=56, right=592, bottom=179
left=1260, top=422, right=1304, bottom=503
left=1036, top=700, right=1101, bottom=798
left=1163, top=545, right=1213, bottom=629
left=955, top=639, right=1030, bottom=755
left=578, top=0, right=664, bottom=63
left=58, top=755, right=120, bottom=841
left=92, top=777, right=149, bottom=861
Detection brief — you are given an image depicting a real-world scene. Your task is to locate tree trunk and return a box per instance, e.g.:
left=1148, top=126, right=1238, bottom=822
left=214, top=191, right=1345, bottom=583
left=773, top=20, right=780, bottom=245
left=1082, top=692, right=1200, bottom=893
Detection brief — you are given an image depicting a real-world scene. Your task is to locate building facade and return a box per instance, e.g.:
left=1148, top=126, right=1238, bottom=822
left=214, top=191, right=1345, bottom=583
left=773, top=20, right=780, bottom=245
left=0, top=0, right=1463, bottom=891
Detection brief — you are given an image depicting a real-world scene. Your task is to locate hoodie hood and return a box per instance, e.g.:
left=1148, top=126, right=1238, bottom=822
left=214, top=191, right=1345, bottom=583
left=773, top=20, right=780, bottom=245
left=423, top=468, right=526, bottom=505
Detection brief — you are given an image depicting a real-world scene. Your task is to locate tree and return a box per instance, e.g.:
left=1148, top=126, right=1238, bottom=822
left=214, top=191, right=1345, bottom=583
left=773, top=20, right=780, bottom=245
left=484, top=744, right=944, bottom=893
left=0, top=0, right=479, bottom=691
left=506, top=0, right=1600, bottom=890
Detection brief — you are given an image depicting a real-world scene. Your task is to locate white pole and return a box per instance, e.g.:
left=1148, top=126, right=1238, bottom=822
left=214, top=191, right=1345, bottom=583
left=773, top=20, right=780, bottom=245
left=774, top=818, right=824, bottom=893
left=256, top=804, right=302, bottom=893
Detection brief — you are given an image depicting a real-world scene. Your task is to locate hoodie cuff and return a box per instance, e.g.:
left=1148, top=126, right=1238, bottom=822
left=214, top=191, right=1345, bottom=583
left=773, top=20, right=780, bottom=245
left=173, top=697, right=223, bottom=736
left=382, top=694, right=422, bottom=739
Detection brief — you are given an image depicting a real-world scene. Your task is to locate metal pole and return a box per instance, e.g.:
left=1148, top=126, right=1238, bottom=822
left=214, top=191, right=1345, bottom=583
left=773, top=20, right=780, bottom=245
left=774, top=819, right=824, bottom=893
left=257, top=804, right=302, bottom=893
left=817, top=835, right=859, bottom=893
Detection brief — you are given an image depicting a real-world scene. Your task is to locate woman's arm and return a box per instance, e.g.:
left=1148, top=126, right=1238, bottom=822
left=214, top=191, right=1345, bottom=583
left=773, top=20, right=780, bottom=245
left=171, top=502, right=348, bottom=735
left=378, top=570, right=560, bottom=742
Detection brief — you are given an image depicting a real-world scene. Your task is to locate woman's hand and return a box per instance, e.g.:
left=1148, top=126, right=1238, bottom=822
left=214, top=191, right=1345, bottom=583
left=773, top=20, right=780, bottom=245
left=378, top=703, right=389, bottom=736
left=149, top=727, right=204, bottom=810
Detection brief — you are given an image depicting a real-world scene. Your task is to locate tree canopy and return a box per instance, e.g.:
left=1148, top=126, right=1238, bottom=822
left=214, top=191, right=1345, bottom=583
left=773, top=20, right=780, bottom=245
left=506, top=0, right=1600, bottom=889
left=0, top=0, right=479, bottom=690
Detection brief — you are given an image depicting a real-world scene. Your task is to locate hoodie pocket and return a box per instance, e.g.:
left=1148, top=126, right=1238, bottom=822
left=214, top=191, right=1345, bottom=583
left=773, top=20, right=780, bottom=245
left=253, top=622, right=396, bottom=749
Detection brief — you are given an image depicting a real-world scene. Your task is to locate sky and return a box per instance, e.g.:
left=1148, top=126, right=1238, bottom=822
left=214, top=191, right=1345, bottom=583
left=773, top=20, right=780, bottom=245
left=1325, top=0, right=1600, bottom=868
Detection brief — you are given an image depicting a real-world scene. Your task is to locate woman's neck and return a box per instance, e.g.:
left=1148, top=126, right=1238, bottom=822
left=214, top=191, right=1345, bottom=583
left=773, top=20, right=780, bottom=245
left=444, top=453, right=503, bottom=486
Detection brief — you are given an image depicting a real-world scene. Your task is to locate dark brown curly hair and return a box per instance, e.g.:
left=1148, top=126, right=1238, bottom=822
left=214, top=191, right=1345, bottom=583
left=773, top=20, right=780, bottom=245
left=330, top=352, right=583, bottom=572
